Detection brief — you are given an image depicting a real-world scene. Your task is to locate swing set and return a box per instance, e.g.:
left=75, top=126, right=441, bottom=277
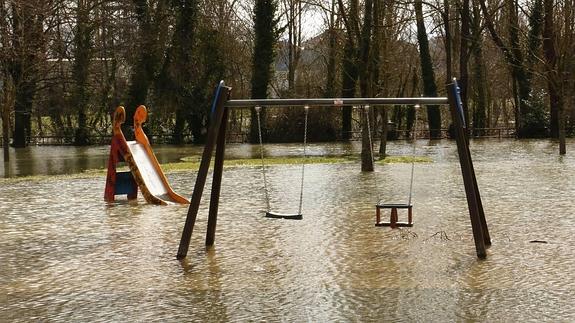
left=176, top=79, right=491, bottom=260
left=254, top=105, right=308, bottom=220
left=365, top=104, right=420, bottom=228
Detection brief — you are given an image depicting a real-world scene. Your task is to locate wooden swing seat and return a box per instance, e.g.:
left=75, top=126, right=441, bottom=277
left=375, top=202, right=413, bottom=228
left=265, top=211, right=303, bottom=220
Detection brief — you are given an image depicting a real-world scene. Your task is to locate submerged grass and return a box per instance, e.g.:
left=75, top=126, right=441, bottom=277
left=0, top=154, right=431, bottom=184
left=376, top=156, right=432, bottom=164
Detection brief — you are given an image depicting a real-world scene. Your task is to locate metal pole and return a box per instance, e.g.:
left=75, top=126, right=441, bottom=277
left=225, top=97, right=448, bottom=108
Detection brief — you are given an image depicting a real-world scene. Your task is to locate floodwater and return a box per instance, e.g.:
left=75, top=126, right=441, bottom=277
left=0, top=142, right=359, bottom=178
left=1, top=140, right=574, bottom=321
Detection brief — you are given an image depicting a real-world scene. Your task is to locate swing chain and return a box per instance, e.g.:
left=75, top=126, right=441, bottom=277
left=408, top=104, right=420, bottom=205
left=298, top=106, right=309, bottom=215
left=364, top=105, right=375, bottom=164
left=364, top=105, right=381, bottom=204
left=255, top=106, right=271, bottom=212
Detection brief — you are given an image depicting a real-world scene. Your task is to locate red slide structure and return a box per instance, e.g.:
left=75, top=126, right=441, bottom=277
left=104, top=105, right=189, bottom=205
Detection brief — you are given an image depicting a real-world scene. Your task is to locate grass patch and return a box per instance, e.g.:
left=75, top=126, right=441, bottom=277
left=178, top=155, right=354, bottom=169
left=0, top=154, right=431, bottom=184
left=376, top=156, right=433, bottom=164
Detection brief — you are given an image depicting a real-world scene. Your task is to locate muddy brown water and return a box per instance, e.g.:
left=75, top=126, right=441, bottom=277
left=1, top=140, right=574, bottom=321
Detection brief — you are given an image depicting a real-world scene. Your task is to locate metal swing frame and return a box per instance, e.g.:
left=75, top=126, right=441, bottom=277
left=177, top=79, right=491, bottom=260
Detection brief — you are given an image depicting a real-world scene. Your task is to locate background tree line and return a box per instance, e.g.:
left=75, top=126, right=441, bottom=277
left=0, top=0, right=573, bottom=155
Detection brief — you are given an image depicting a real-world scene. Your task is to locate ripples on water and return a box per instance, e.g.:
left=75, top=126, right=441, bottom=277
left=1, top=140, right=574, bottom=321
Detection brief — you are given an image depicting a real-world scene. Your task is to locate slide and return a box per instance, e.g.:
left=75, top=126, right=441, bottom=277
left=105, top=105, right=189, bottom=205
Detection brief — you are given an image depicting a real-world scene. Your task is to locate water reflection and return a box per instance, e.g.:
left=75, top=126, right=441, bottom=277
left=3, top=161, right=10, bottom=177
left=0, top=145, right=199, bottom=178
left=1, top=140, right=575, bottom=321
left=1, top=140, right=367, bottom=178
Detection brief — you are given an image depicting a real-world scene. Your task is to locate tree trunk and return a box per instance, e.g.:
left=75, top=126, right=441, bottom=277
left=471, top=0, right=487, bottom=136
left=379, top=107, right=387, bottom=157
left=479, top=0, right=544, bottom=137
left=406, top=69, right=419, bottom=137
left=565, top=1, right=575, bottom=132
left=359, top=0, right=374, bottom=171
left=559, top=101, right=566, bottom=155
left=340, top=37, right=357, bottom=140
left=73, top=0, right=92, bottom=146
left=338, top=0, right=360, bottom=141
left=162, top=0, right=198, bottom=144
left=249, top=0, right=278, bottom=143
left=0, top=0, right=10, bottom=158
left=459, top=0, right=470, bottom=124
left=371, top=0, right=387, bottom=158
left=2, top=109, right=8, bottom=162
left=9, top=1, right=42, bottom=148
left=125, top=0, right=166, bottom=134
left=13, top=81, right=33, bottom=148
left=287, top=0, right=301, bottom=95
left=415, top=0, right=441, bottom=138
left=324, top=0, right=337, bottom=98
left=1, top=77, right=11, bottom=162
left=543, top=0, right=559, bottom=139
left=444, top=0, right=452, bottom=81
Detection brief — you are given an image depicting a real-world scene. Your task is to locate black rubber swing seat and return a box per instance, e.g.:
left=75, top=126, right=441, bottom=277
left=265, top=211, right=303, bottom=220
left=375, top=221, right=414, bottom=227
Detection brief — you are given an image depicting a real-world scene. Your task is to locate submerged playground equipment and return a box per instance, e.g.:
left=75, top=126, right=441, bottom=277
left=104, top=105, right=189, bottom=205
left=177, top=79, right=492, bottom=260
left=254, top=105, right=308, bottom=220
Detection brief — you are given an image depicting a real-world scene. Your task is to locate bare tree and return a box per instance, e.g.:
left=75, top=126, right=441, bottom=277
left=415, top=0, right=441, bottom=138
left=479, top=0, right=546, bottom=137
left=1, top=0, right=12, bottom=159
left=72, top=0, right=93, bottom=145
left=8, top=0, right=48, bottom=147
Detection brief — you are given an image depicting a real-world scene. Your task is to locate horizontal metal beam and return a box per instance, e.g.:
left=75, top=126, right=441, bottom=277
left=225, top=97, right=449, bottom=108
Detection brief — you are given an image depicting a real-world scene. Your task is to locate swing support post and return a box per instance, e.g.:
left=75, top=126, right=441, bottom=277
left=206, top=106, right=229, bottom=247
left=177, top=78, right=490, bottom=260
left=177, top=82, right=231, bottom=259
left=447, top=79, right=491, bottom=259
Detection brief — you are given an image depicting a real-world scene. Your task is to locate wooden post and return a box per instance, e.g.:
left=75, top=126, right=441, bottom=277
left=205, top=107, right=229, bottom=246
left=467, top=143, right=491, bottom=246
left=390, top=208, right=398, bottom=229
left=177, top=82, right=231, bottom=259
left=447, top=80, right=488, bottom=259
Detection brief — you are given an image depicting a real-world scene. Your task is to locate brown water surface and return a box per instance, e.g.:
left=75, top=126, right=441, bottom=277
left=1, top=139, right=574, bottom=321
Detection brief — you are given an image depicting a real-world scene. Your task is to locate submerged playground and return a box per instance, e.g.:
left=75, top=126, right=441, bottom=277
left=1, top=81, right=574, bottom=321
